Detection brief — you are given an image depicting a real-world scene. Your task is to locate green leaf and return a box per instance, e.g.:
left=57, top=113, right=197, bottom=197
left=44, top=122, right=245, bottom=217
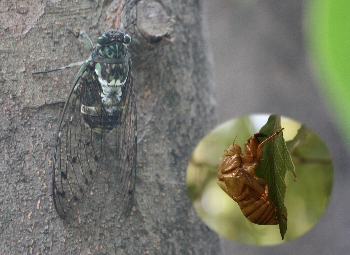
left=255, top=115, right=296, bottom=240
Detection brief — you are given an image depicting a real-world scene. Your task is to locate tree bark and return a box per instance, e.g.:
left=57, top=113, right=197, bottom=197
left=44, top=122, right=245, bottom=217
left=0, top=0, right=220, bottom=254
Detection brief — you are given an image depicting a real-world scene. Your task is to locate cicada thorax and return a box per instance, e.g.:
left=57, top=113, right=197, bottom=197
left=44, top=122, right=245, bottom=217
left=217, top=129, right=285, bottom=225
left=79, top=32, right=131, bottom=134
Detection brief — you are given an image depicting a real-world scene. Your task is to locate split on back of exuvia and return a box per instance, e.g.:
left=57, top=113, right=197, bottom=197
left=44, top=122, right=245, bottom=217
left=33, top=29, right=132, bottom=134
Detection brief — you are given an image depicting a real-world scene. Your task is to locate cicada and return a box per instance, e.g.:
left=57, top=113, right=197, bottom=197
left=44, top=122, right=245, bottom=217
left=217, top=129, right=285, bottom=225
left=33, top=29, right=136, bottom=221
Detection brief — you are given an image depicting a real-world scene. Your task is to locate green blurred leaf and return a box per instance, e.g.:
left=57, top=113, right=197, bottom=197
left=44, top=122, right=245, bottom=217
left=306, top=0, right=350, bottom=146
left=255, top=115, right=296, bottom=239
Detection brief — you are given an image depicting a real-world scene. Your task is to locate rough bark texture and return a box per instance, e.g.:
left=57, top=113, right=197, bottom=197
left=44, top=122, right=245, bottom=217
left=0, top=0, right=220, bottom=254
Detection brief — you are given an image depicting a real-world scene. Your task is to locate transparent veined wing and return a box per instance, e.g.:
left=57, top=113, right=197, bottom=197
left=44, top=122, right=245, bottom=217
left=52, top=60, right=136, bottom=224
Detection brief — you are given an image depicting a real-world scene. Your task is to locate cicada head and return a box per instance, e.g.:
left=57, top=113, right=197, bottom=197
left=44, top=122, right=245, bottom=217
left=95, top=30, right=131, bottom=59
left=218, top=142, right=243, bottom=180
left=225, top=143, right=242, bottom=157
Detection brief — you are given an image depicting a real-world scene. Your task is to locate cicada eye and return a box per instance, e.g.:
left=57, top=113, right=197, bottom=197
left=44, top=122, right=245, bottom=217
left=124, top=34, right=131, bottom=45
left=97, top=35, right=107, bottom=45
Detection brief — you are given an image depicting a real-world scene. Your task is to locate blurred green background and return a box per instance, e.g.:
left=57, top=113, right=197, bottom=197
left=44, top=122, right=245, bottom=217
left=186, top=115, right=333, bottom=245
left=306, top=0, right=350, bottom=147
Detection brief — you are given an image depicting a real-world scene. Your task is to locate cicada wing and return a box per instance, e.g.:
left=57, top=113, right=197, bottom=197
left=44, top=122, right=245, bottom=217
left=52, top=68, right=105, bottom=221
left=52, top=64, right=136, bottom=224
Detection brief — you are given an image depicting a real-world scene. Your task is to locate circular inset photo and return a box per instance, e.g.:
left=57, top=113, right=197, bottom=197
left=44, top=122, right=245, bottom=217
left=186, top=114, right=333, bottom=245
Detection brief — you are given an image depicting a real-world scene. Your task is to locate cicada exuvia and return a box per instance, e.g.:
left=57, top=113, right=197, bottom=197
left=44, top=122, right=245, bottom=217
left=217, top=129, right=286, bottom=225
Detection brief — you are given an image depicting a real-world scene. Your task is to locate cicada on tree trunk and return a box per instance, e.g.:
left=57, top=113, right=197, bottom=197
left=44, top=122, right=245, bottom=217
left=217, top=129, right=286, bottom=225
left=33, top=29, right=136, bottom=223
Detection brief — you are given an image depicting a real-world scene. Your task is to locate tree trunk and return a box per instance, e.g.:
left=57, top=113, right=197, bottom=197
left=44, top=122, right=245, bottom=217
left=0, top=0, right=220, bottom=254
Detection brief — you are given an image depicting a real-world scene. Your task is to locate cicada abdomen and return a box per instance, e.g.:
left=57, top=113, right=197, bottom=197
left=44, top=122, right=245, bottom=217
left=217, top=129, right=285, bottom=225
